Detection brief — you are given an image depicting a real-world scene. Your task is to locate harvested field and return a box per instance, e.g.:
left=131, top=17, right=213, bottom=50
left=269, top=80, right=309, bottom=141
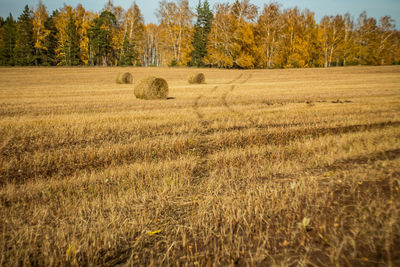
left=0, top=66, right=400, bottom=266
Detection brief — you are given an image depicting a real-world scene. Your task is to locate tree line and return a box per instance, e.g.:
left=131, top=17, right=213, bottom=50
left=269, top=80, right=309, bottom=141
left=0, top=0, right=399, bottom=68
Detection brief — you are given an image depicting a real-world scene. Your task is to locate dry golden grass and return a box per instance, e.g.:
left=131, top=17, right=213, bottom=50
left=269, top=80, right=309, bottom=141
left=0, top=66, right=400, bottom=266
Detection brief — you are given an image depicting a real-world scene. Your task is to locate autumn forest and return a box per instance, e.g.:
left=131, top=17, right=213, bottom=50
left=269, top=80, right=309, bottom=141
left=0, top=0, right=399, bottom=68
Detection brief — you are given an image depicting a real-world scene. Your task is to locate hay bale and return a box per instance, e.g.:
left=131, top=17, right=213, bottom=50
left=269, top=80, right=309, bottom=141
left=116, top=72, right=133, bottom=84
left=134, top=76, right=169, bottom=100
left=188, top=73, right=205, bottom=84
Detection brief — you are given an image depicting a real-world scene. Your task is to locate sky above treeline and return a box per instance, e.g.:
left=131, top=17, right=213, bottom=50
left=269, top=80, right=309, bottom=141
left=1, top=0, right=399, bottom=27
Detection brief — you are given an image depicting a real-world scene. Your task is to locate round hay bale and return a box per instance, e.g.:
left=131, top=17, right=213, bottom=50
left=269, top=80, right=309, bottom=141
left=134, top=76, right=169, bottom=100
left=188, top=73, right=205, bottom=84
left=116, top=72, right=133, bottom=84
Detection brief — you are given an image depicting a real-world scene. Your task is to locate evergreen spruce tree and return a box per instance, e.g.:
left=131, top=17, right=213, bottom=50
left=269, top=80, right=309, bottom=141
left=89, top=11, right=116, bottom=66
left=64, top=15, right=80, bottom=66
left=0, top=13, right=17, bottom=65
left=0, top=17, right=3, bottom=58
left=190, top=0, right=213, bottom=67
left=119, top=36, right=136, bottom=66
left=14, top=5, right=35, bottom=65
left=43, top=10, right=59, bottom=66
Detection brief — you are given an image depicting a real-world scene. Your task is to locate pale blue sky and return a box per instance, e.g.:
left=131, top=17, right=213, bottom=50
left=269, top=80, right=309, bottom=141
left=1, top=0, right=399, bottom=27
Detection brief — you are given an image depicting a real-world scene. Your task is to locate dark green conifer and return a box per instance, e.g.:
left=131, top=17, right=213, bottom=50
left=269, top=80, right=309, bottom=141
left=14, top=5, right=35, bottom=66
left=190, top=0, right=213, bottom=67
left=0, top=13, right=17, bottom=65
left=89, top=11, right=116, bottom=66
left=42, top=10, right=59, bottom=66
left=119, top=36, right=136, bottom=66
left=64, top=15, right=80, bottom=66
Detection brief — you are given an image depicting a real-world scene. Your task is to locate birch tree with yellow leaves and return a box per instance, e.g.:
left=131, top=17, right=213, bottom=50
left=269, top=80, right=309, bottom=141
left=119, top=2, right=145, bottom=65
left=319, top=15, right=345, bottom=67
left=230, top=0, right=258, bottom=68
left=143, top=23, right=161, bottom=66
left=278, top=8, right=319, bottom=68
left=206, top=0, right=258, bottom=68
left=75, top=4, right=93, bottom=65
left=256, top=3, right=282, bottom=68
left=54, top=5, right=80, bottom=65
left=377, top=16, right=396, bottom=65
left=355, top=11, right=379, bottom=65
left=205, top=3, right=234, bottom=68
left=157, top=0, right=194, bottom=66
left=33, top=0, right=49, bottom=65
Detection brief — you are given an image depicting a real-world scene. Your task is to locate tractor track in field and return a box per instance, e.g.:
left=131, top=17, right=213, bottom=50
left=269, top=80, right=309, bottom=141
left=193, top=72, right=250, bottom=120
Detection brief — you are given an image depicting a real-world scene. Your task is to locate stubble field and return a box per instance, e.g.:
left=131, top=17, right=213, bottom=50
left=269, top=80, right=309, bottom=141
left=0, top=66, right=400, bottom=266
